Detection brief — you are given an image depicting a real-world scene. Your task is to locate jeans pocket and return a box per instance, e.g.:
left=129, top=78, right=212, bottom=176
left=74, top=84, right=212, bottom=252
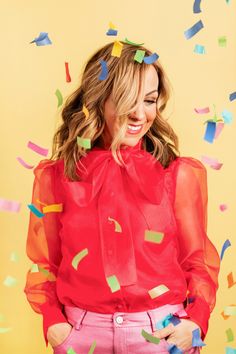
left=53, top=325, right=77, bottom=351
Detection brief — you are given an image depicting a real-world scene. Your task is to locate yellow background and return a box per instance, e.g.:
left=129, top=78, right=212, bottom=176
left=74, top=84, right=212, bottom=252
left=0, top=0, right=236, bottom=353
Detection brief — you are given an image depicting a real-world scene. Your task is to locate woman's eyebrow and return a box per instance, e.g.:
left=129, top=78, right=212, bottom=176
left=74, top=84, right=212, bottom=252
left=145, top=89, right=158, bottom=96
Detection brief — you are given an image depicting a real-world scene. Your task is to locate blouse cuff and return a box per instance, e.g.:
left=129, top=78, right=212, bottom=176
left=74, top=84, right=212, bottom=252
left=41, top=302, right=68, bottom=347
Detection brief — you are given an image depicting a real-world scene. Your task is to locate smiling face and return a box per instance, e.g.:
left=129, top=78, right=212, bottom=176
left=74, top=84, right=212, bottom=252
left=101, top=65, right=159, bottom=149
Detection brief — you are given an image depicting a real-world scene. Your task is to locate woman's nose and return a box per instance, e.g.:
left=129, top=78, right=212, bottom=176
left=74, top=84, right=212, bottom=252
left=129, top=103, right=145, bottom=121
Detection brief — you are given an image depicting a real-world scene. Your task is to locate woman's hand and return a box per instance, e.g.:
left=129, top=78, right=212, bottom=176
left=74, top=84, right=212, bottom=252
left=47, top=322, right=73, bottom=348
left=152, top=319, right=202, bottom=352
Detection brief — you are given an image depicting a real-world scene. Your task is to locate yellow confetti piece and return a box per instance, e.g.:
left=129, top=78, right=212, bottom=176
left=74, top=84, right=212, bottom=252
left=82, top=104, right=89, bottom=119
left=226, top=328, right=234, bottom=342
left=148, top=285, right=169, bottom=299
left=72, top=248, right=89, bottom=270
left=108, top=217, right=122, bottom=232
left=88, top=340, right=97, bottom=354
left=3, top=276, right=17, bottom=287
left=30, top=263, right=39, bottom=273
left=145, top=230, right=164, bottom=244
left=141, top=329, right=160, bottom=344
left=224, top=306, right=236, bottom=316
left=42, top=203, right=63, bottom=213
left=77, top=136, right=91, bottom=149
left=109, top=22, right=116, bottom=30
left=106, top=275, right=120, bottom=293
left=111, top=41, right=123, bottom=57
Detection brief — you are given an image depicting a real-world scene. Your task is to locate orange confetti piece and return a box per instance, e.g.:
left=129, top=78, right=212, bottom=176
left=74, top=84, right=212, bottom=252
left=227, top=272, right=236, bottom=288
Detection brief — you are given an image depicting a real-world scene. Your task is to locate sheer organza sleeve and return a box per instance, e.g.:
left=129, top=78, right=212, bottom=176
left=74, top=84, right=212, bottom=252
left=172, top=157, right=221, bottom=340
left=24, top=160, right=68, bottom=347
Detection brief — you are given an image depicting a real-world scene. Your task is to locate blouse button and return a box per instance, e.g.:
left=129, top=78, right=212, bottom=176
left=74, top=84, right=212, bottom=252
left=115, top=315, right=123, bottom=324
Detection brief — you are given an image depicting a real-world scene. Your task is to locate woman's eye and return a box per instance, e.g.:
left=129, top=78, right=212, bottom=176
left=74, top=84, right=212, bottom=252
left=145, top=100, right=157, bottom=105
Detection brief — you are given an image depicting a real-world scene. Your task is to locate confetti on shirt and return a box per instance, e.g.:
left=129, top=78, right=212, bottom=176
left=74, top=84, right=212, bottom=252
left=224, top=306, right=236, bottom=316
left=220, top=239, right=231, bottom=260
left=65, top=62, right=71, bottom=82
left=30, top=263, right=39, bottom=273
left=226, top=328, right=234, bottom=342
left=193, top=0, right=202, bottom=13
left=88, top=340, right=97, bottom=354
left=134, top=50, right=145, bottom=63
left=42, top=203, right=63, bottom=213
left=194, top=107, right=210, bottom=114
left=219, top=204, right=228, bottom=211
left=111, top=41, right=123, bottom=57
left=108, top=217, right=122, bottom=232
left=106, top=275, right=120, bottom=293
left=218, top=36, right=227, bottom=47
left=0, top=198, right=21, bottom=212
left=27, top=141, right=48, bottom=157
left=229, top=92, right=236, bottom=101
left=222, top=110, right=233, bottom=124
left=55, top=89, right=63, bottom=107
left=3, top=276, right=17, bottom=287
left=16, top=157, right=34, bottom=169
left=184, top=20, right=204, bottom=40
left=98, top=59, right=108, bottom=80
left=28, top=204, right=45, bottom=218
left=194, top=44, right=206, bottom=54
left=143, top=53, right=159, bottom=64
left=192, top=328, right=206, bottom=347
left=77, top=136, right=91, bottom=149
left=227, top=272, right=236, bottom=288
left=30, top=32, right=52, bottom=46
left=144, top=230, right=164, bottom=244
left=72, top=248, right=89, bottom=270
left=124, top=38, right=145, bottom=46
left=148, top=285, right=169, bottom=299
left=141, top=329, right=160, bottom=344
left=203, top=121, right=216, bottom=143
left=82, top=104, right=89, bottom=119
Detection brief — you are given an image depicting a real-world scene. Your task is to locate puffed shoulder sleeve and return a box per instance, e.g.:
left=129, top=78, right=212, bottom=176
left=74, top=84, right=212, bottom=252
left=172, top=157, right=221, bottom=340
left=23, top=159, right=68, bottom=347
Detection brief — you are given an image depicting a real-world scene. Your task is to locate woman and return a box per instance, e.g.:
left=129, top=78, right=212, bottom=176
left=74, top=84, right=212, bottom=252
left=24, top=41, right=220, bottom=354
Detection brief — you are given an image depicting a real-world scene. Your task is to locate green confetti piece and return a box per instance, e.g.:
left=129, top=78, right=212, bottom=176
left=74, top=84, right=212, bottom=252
left=218, top=36, right=227, bottom=47
left=226, top=328, right=234, bottom=342
left=38, top=266, right=50, bottom=277
left=224, top=306, right=236, bottom=316
left=3, top=276, right=17, bottom=287
left=134, top=50, right=145, bottom=63
left=106, top=275, right=120, bottom=293
left=145, top=230, right=164, bottom=244
left=88, top=340, right=97, bottom=354
left=30, top=263, right=39, bottom=273
left=72, top=248, right=89, bottom=270
left=55, top=89, right=63, bottom=107
left=10, top=251, right=19, bottom=262
left=67, top=348, right=77, bottom=354
left=148, top=284, right=169, bottom=299
left=108, top=217, right=122, bottom=232
left=141, top=329, right=160, bottom=344
left=0, top=327, right=12, bottom=334
left=77, top=136, right=91, bottom=149
left=124, top=38, right=145, bottom=46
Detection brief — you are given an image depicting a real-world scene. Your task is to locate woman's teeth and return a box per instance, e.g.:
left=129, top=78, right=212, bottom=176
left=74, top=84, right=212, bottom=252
left=126, top=124, right=143, bottom=134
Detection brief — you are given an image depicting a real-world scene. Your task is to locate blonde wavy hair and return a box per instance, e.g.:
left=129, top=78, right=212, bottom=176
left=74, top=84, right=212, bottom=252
left=50, top=41, right=180, bottom=181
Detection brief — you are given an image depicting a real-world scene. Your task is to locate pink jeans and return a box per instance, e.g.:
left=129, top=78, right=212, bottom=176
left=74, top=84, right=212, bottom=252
left=53, top=303, right=201, bottom=354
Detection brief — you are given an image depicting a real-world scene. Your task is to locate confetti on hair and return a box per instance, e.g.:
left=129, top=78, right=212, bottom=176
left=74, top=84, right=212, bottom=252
left=16, top=157, right=34, bottom=169
left=194, top=44, right=206, bottom=54
left=3, top=276, right=17, bottom=287
left=192, top=328, right=206, bottom=347
left=220, top=239, right=231, bottom=260
left=88, top=340, right=97, bottom=354
left=227, top=272, right=236, bottom=288
left=30, top=32, right=52, bottom=46
left=143, top=53, right=159, bottom=64
left=184, top=20, right=204, bottom=40
left=55, top=89, right=63, bottom=107
left=65, top=62, right=71, bottom=82
left=82, top=104, right=89, bottom=118
left=218, top=36, right=227, bottom=47
left=141, top=329, right=160, bottom=344
left=77, top=136, right=91, bottom=149
left=108, top=217, right=122, bottom=232
left=226, top=328, right=234, bottom=342
left=194, top=107, right=210, bottom=114
left=134, top=50, right=145, bottom=63
left=148, top=285, right=169, bottom=299
left=219, top=204, right=228, bottom=211
left=203, top=121, right=216, bottom=143
left=98, top=59, right=108, bottom=80
left=27, top=141, right=48, bottom=157
left=106, top=275, right=120, bottom=293
left=42, top=203, right=63, bottom=213
left=0, top=198, right=21, bottom=212
left=27, top=203, right=45, bottom=218
left=145, top=230, right=164, bottom=244
left=224, top=306, right=236, bottom=316
left=72, top=248, right=89, bottom=270
left=229, top=92, right=236, bottom=101
left=222, top=110, right=233, bottom=124
left=193, top=0, right=202, bottom=13
left=124, top=38, right=145, bottom=46
left=111, top=41, right=123, bottom=57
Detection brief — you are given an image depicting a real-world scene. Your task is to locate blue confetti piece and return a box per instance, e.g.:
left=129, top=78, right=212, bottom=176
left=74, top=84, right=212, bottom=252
left=27, top=204, right=44, bottom=218
left=194, top=44, right=205, bottom=54
left=167, top=343, right=183, bottom=354
left=143, top=53, right=159, bottom=64
left=98, top=60, right=108, bottom=80
left=155, top=314, right=173, bottom=330
left=226, top=347, right=236, bottom=354
left=169, top=316, right=181, bottom=326
left=220, top=239, right=231, bottom=260
left=192, top=328, right=206, bottom=347
left=106, top=29, right=118, bottom=36
left=30, top=32, right=52, bottom=46
left=229, top=92, right=236, bottom=101
left=222, top=110, right=233, bottom=124
left=184, top=20, right=204, bottom=40
left=193, top=0, right=202, bottom=13
left=204, top=121, right=216, bottom=143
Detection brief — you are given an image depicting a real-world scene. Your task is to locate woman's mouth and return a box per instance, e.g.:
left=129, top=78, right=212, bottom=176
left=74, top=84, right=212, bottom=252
left=126, top=124, right=143, bottom=135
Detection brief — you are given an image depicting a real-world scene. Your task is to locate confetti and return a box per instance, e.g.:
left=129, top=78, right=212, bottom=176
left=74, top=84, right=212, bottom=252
left=42, top=203, right=63, bottom=213
left=67, top=348, right=77, bottom=354
left=143, top=53, right=159, bottom=64
left=141, top=329, right=160, bottom=344
left=214, top=122, right=224, bottom=139
left=229, top=92, right=236, bottom=101
left=27, top=204, right=45, bottom=218
left=194, top=44, right=206, bottom=54
left=184, top=20, right=204, bottom=40
left=55, top=89, right=63, bottom=107
left=224, top=306, right=236, bottom=316
left=10, top=251, right=19, bottom=262
left=194, top=107, right=210, bottom=114
left=218, top=36, right=227, bottom=47
left=3, top=276, right=17, bottom=287
left=98, top=59, right=108, bottom=80
left=145, top=230, right=164, bottom=244
left=167, top=344, right=183, bottom=354
left=106, top=275, right=120, bottom=293
left=225, top=347, right=236, bottom=354
left=0, top=327, right=12, bottom=334
left=193, top=0, right=202, bottom=13
left=226, top=328, right=234, bottom=342
left=219, top=204, right=228, bottom=211
left=30, top=32, right=52, bottom=46
left=124, top=38, right=145, bottom=46
left=227, top=272, right=236, bottom=288
left=16, top=157, right=34, bottom=169
left=27, top=141, right=48, bottom=157
left=0, top=198, right=21, bottom=212
left=88, top=340, right=97, bottom=354
left=134, top=50, right=145, bottom=63
left=108, top=217, right=122, bottom=232
left=77, top=136, right=91, bottom=149
left=106, top=29, right=118, bottom=36
left=204, top=121, right=216, bottom=143
left=221, top=311, right=230, bottom=320
left=148, top=285, right=169, bottom=299
left=201, top=155, right=223, bottom=170
left=65, top=62, right=71, bottom=82
left=111, top=41, right=123, bottom=57
left=220, top=239, right=231, bottom=260
left=72, top=249, right=89, bottom=270
left=82, top=104, right=89, bottom=119
left=30, top=263, right=39, bottom=273
left=192, top=328, right=206, bottom=347
left=222, top=110, right=233, bottom=124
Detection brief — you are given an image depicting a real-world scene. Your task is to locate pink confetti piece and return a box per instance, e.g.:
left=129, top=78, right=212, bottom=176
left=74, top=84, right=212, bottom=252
left=27, top=141, right=48, bottom=157
left=194, top=107, right=210, bottom=114
left=0, top=198, right=21, bottom=212
left=214, top=122, right=224, bottom=139
left=65, top=62, right=71, bottom=82
left=201, top=155, right=223, bottom=170
left=219, top=204, right=228, bottom=211
left=16, top=157, right=34, bottom=169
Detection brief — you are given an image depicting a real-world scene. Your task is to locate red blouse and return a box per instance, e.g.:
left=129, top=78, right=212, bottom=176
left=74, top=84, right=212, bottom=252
left=24, top=137, right=220, bottom=347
